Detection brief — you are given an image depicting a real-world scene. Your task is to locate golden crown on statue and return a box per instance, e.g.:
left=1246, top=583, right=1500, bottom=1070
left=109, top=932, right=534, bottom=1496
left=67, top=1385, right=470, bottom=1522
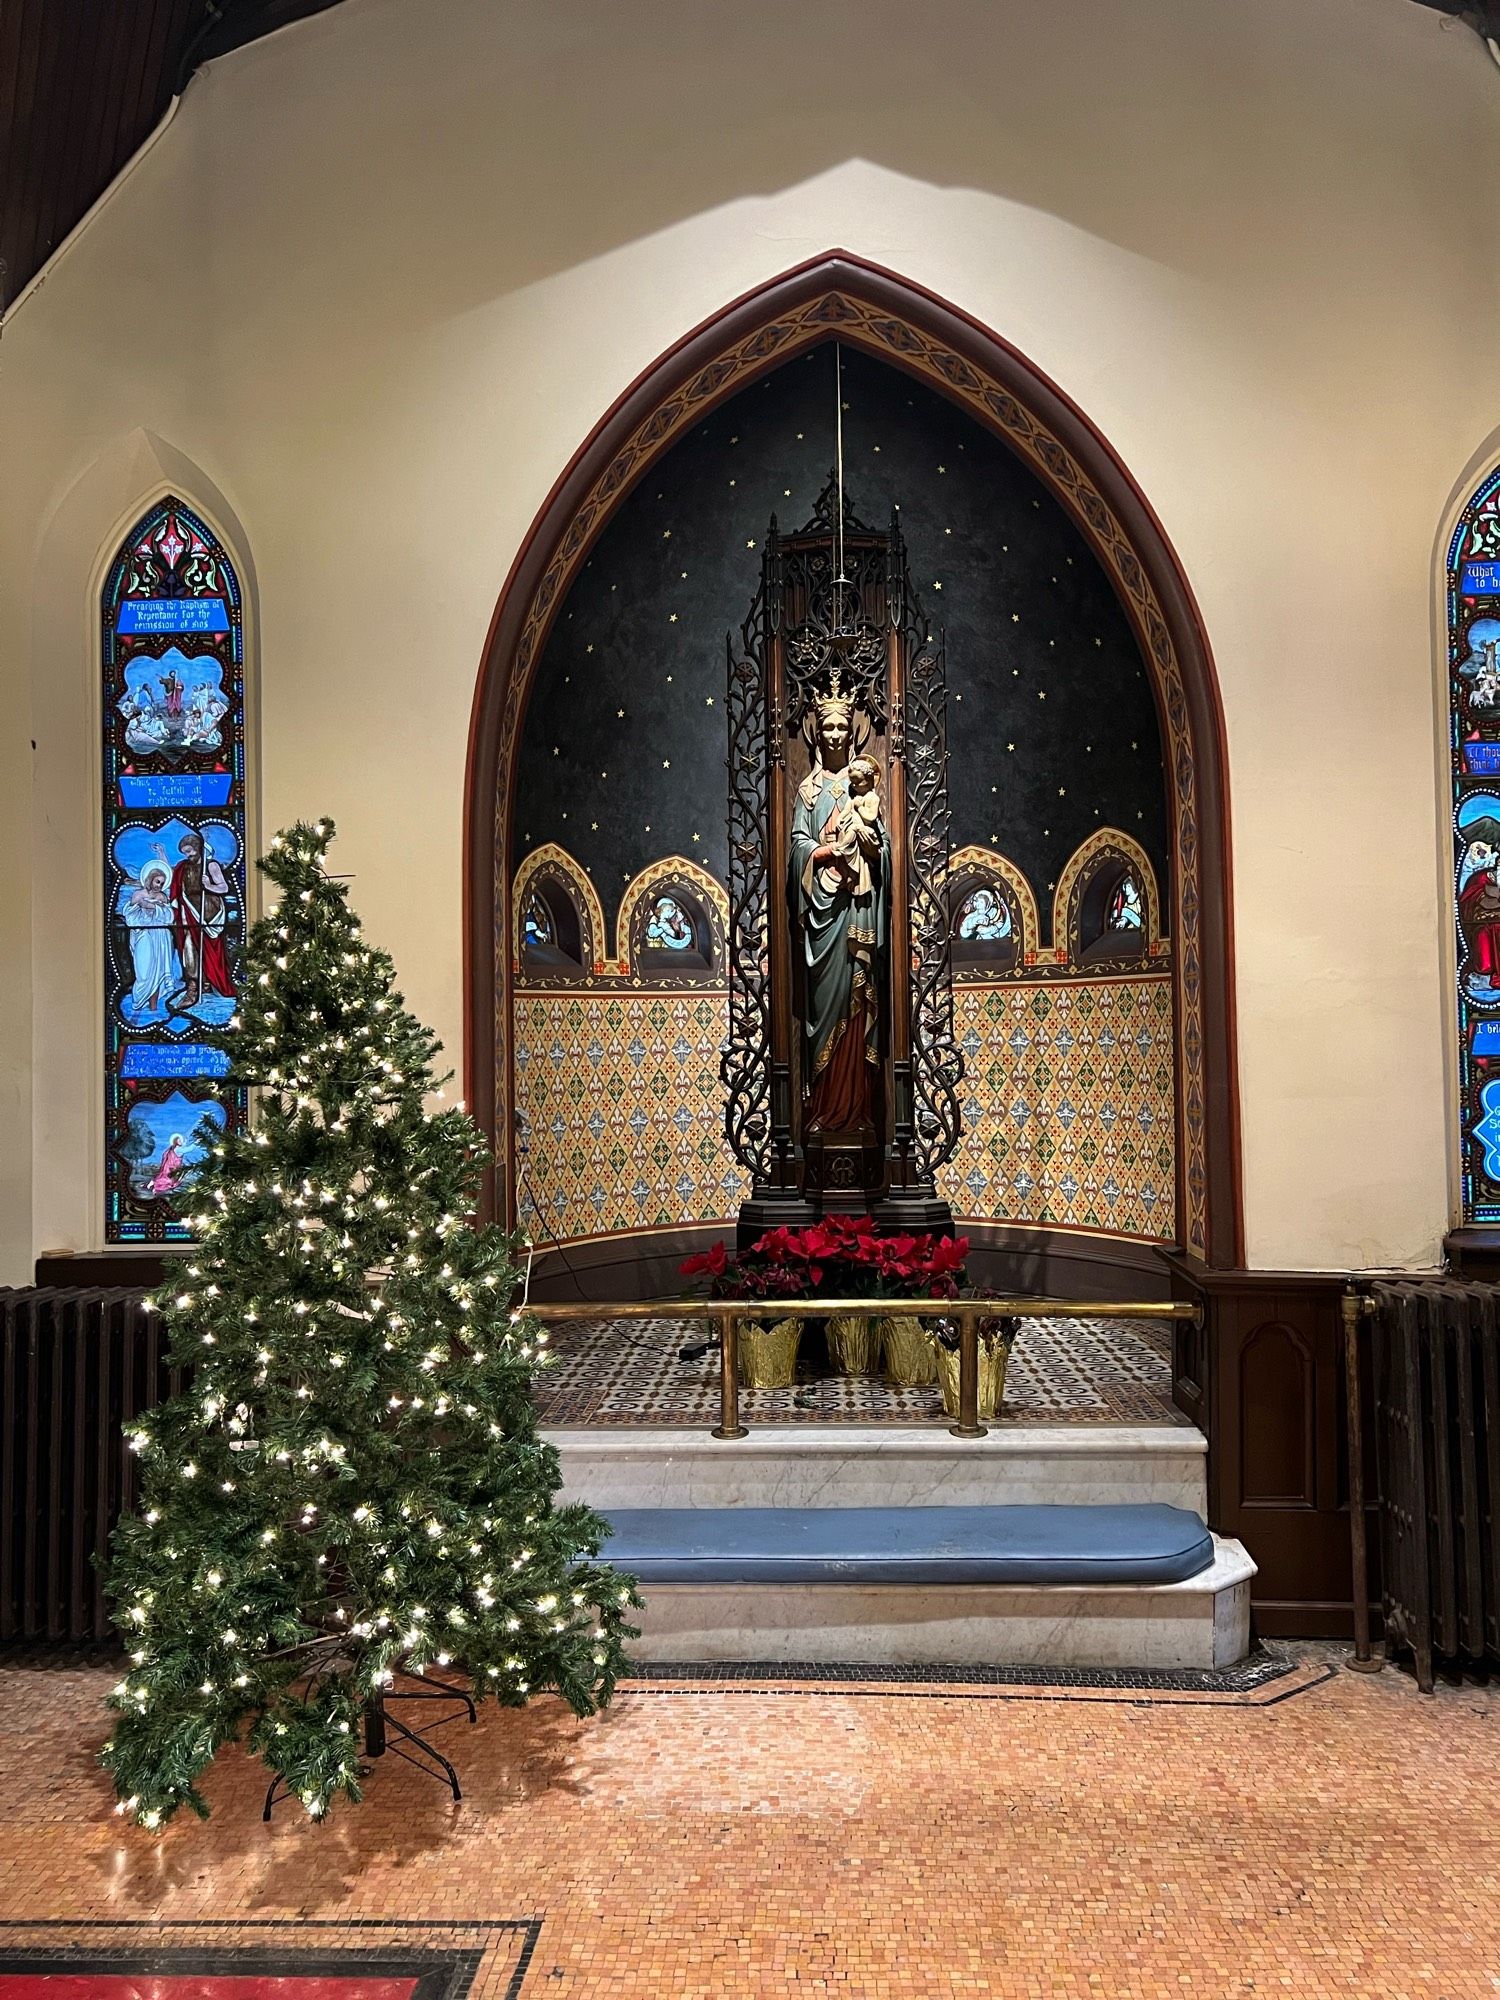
left=812, top=665, right=853, bottom=729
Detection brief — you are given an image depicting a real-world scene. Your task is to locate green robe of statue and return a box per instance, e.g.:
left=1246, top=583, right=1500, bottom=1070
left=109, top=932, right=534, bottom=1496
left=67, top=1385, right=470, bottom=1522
left=790, top=764, right=889, bottom=1134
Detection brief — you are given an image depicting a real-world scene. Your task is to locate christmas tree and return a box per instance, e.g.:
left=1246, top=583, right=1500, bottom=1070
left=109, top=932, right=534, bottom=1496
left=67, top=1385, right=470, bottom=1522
left=102, top=818, right=636, bottom=1827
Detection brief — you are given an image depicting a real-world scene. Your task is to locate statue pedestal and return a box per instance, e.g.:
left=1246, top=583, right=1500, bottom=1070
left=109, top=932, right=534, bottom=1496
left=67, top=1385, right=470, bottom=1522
left=735, top=1186, right=818, bottom=1251
left=735, top=1179, right=953, bottom=1244
left=874, top=1188, right=955, bottom=1234
left=801, top=1135, right=885, bottom=1213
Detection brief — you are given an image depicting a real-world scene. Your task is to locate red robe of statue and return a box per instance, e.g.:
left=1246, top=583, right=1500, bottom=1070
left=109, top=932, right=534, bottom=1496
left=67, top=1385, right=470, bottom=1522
left=1462, top=867, right=1500, bottom=975
left=170, top=857, right=236, bottom=999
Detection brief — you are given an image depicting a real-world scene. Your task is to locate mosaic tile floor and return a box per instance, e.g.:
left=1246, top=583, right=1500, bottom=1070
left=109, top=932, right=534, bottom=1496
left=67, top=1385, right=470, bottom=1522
left=3, top=1652, right=1500, bottom=1996
left=531, top=1312, right=1187, bottom=1427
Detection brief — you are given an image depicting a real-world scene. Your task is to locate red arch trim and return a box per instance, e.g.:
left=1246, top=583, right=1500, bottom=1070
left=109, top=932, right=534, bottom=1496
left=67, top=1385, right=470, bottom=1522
left=463, top=251, right=1242, bottom=1266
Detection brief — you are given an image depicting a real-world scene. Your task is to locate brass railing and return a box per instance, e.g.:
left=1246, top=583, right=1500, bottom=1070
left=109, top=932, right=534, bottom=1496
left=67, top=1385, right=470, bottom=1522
left=525, top=1296, right=1201, bottom=1442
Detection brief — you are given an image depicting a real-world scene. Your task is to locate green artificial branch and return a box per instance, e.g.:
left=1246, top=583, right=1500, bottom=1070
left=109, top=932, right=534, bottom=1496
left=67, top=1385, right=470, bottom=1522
left=101, top=817, right=638, bottom=1828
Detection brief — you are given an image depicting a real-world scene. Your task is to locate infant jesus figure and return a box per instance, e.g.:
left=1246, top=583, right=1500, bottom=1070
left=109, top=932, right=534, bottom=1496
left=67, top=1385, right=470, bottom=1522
left=828, top=755, right=883, bottom=894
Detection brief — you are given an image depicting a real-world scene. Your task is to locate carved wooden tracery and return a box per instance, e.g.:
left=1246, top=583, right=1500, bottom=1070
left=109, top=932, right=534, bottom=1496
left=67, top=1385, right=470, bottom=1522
left=722, top=480, right=961, bottom=1220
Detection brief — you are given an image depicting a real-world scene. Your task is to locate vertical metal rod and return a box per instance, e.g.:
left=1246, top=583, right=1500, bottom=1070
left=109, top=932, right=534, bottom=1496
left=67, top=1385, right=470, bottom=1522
left=885, top=617, right=914, bottom=1191
left=949, top=1305, right=987, bottom=1440
left=712, top=1312, right=747, bottom=1440
left=364, top=1693, right=387, bottom=1759
left=1343, top=1286, right=1381, bottom=1672
left=766, top=618, right=796, bottom=1190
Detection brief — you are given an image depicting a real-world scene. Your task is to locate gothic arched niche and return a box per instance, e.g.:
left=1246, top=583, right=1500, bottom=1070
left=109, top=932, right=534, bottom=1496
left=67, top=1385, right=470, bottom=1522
left=469, top=256, right=1239, bottom=1265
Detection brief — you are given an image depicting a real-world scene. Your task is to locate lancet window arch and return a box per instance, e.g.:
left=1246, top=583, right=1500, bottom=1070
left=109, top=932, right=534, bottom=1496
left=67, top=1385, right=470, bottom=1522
left=619, top=862, right=726, bottom=983
left=512, top=843, right=602, bottom=981
left=101, top=498, right=248, bottom=1242
left=1445, top=466, right=1500, bottom=1223
left=945, top=845, right=1038, bottom=978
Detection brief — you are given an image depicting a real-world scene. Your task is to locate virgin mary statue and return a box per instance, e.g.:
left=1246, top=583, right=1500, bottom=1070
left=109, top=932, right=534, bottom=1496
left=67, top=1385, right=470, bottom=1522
left=789, top=691, right=889, bottom=1137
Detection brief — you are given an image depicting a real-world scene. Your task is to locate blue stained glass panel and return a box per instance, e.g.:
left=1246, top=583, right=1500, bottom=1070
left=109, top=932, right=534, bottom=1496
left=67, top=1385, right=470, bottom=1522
left=523, top=893, right=553, bottom=951
left=1108, top=875, right=1144, bottom=931
left=102, top=501, right=247, bottom=1243
left=956, top=887, right=1011, bottom=943
left=1449, top=466, right=1500, bottom=1222
left=117, top=598, right=230, bottom=634
left=647, top=896, right=695, bottom=950
left=122, top=1043, right=232, bottom=1079
left=118, top=773, right=235, bottom=808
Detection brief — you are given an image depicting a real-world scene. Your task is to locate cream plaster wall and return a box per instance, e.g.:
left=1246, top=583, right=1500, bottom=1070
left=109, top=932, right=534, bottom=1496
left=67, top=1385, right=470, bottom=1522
left=0, top=0, right=1492, bottom=1278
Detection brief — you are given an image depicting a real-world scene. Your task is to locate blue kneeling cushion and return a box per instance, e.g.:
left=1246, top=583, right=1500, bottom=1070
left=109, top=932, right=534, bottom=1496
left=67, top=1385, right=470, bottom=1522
left=601, top=1504, right=1215, bottom=1587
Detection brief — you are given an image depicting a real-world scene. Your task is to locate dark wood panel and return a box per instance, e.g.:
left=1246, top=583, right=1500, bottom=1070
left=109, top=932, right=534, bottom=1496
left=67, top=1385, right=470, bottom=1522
left=34, top=1251, right=171, bottom=1289
left=522, top=1221, right=1171, bottom=1307
left=1238, top=1320, right=1314, bottom=1506
left=1165, top=1253, right=1376, bottom=1640
left=1446, top=1227, right=1500, bottom=1284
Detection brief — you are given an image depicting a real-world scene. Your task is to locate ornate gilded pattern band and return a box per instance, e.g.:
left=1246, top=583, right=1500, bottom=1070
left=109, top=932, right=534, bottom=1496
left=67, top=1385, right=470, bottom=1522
left=524, top=1297, right=1200, bottom=1443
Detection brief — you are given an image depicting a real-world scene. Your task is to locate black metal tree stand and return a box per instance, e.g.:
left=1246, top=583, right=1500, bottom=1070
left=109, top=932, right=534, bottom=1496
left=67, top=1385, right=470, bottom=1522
left=262, top=1664, right=477, bottom=1821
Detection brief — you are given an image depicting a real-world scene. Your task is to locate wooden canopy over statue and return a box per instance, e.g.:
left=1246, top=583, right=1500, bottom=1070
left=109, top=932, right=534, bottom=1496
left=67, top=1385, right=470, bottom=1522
left=721, top=474, right=964, bottom=1235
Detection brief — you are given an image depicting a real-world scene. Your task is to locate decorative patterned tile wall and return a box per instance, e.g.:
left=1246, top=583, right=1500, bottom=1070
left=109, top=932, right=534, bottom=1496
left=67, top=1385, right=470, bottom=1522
left=939, top=976, right=1175, bottom=1241
left=514, top=991, right=746, bottom=1242
left=513, top=976, right=1175, bottom=1246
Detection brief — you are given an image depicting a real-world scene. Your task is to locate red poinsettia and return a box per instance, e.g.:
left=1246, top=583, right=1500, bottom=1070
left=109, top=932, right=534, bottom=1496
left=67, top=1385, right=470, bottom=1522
left=680, top=1240, right=728, bottom=1281
left=926, top=1234, right=971, bottom=1296
left=681, top=1217, right=972, bottom=1303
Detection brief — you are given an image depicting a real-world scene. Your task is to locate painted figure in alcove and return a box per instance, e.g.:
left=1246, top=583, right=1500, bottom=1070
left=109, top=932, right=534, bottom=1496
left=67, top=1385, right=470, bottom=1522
left=167, top=831, right=236, bottom=1010
left=790, top=691, right=889, bottom=1137
left=1459, top=621, right=1500, bottom=740
left=121, top=858, right=177, bottom=1020
left=1459, top=824, right=1500, bottom=998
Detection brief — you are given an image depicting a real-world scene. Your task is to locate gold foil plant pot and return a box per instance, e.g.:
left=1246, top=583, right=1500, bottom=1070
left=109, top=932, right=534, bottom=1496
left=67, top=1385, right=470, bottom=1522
left=934, top=1317, right=1017, bottom=1421
left=881, top=1313, right=937, bottom=1386
left=735, top=1315, right=801, bottom=1389
left=826, top=1313, right=882, bottom=1375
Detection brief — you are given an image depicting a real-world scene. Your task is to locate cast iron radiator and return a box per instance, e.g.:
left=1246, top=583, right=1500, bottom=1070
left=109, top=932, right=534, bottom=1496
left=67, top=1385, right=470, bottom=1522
left=0, top=1286, right=169, bottom=1644
left=1367, top=1279, right=1500, bottom=1690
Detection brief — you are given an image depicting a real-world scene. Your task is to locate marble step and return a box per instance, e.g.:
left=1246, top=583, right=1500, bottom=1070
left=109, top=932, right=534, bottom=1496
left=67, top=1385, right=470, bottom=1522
left=547, top=1422, right=1207, bottom=1516
left=627, top=1535, right=1256, bottom=1671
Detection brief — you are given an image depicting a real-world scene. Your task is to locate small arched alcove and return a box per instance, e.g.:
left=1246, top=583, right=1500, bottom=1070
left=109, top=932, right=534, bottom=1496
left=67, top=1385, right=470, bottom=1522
left=946, top=846, right=1039, bottom=977
left=466, top=254, right=1240, bottom=1274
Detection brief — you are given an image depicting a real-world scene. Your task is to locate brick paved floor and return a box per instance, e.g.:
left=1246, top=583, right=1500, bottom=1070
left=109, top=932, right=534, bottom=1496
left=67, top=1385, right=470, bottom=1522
left=1, top=1651, right=1498, bottom=1996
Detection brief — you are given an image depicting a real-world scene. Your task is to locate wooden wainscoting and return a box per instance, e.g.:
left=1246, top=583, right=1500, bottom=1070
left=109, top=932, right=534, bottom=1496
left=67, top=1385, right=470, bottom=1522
left=1164, top=1254, right=1377, bottom=1639
left=1446, top=1228, right=1500, bottom=1283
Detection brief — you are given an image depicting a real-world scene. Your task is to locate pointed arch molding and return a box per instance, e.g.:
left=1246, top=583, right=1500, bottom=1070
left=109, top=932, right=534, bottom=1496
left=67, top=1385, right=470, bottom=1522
left=1053, top=826, right=1165, bottom=962
left=615, top=856, right=729, bottom=972
left=465, top=252, right=1242, bottom=1264
left=947, top=844, right=1042, bottom=964
left=511, top=841, right=607, bottom=974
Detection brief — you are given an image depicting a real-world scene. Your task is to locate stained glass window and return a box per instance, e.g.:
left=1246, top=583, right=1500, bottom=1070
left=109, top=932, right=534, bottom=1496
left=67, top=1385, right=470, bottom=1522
left=102, top=500, right=247, bottom=1242
left=956, top=886, right=1012, bottom=944
left=646, top=895, right=695, bottom=951
left=1448, top=468, right=1500, bottom=1222
left=1107, top=873, right=1144, bottom=931
left=523, top=893, right=553, bottom=952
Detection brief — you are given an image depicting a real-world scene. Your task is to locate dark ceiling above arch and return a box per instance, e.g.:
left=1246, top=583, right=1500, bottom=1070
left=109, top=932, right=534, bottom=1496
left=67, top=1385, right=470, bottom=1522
left=0, top=0, right=349, bottom=312
left=512, top=340, right=1171, bottom=929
